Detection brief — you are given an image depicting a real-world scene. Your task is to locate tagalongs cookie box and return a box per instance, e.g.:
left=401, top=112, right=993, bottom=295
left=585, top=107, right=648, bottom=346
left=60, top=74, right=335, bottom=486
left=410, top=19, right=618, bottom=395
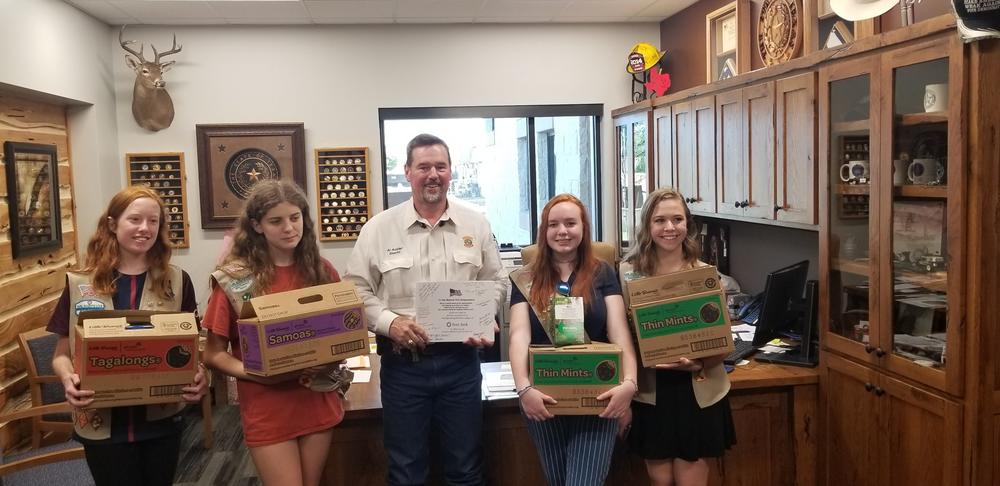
left=236, top=281, right=369, bottom=376
left=624, top=265, right=734, bottom=366
left=74, top=311, right=200, bottom=407
left=528, top=342, right=622, bottom=415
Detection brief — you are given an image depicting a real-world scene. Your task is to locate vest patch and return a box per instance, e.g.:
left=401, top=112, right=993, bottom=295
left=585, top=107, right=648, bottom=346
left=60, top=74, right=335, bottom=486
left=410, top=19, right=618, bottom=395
left=229, top=277, right=253, bottom=293
left=77, top=284, right=96, bottom=297
left=74, top=299, right=106, bottom=315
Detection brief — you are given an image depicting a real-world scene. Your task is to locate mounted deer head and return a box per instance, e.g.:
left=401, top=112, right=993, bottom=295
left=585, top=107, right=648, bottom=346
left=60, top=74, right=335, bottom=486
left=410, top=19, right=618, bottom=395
left=120, top=26, right=182, bottom=132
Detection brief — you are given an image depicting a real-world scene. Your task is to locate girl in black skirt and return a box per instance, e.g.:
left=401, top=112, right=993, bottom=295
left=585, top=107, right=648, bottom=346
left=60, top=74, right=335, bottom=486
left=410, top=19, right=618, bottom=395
left=620, top=188, right=736, bottom=486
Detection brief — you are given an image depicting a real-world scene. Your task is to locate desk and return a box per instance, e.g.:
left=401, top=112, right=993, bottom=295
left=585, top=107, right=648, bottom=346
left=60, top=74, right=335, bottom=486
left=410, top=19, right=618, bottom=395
left=322, top=355, right=818, bottom=486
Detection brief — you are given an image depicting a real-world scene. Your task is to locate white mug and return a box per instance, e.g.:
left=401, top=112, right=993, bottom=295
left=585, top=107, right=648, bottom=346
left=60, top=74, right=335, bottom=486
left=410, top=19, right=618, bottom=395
left=840, top=160, right=870, bottom=183
left=892, top=159, right=909, bottom=186
left=907, top=158, right=944, bottom=184
left=924, top=83, right=948, bottom=113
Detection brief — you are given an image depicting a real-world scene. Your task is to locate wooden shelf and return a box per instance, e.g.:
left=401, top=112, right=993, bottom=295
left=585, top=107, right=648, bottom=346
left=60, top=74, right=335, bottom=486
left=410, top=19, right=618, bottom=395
left=834, top=184, right=871, bottom=195
left=895, top=269, right=948, bottom=293
left=896, top=112, right=948, bottom=126
left=315, top=147, right=371, bottom=242
left=832, top=258, right=870, bottom=277
left=126, top=152, right=189, bottom=249
left=894, top=185, right=947, bottom=198
left=832, top=119, right=870, bottom=134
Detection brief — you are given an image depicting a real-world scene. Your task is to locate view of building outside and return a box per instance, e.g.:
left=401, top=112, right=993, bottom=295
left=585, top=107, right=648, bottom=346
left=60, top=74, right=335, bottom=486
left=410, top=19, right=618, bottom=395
left=382, top=114, right=598, bottom=247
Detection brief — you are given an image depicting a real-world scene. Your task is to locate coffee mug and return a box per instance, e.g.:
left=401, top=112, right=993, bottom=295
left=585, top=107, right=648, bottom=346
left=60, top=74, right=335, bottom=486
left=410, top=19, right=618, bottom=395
left=840, top=160, right=870, bottom=182
left=892, top=159, right=909, bottom=186
left=907, top=158, right=944, bottom=184
left=924, top=83, right=948, bottom=113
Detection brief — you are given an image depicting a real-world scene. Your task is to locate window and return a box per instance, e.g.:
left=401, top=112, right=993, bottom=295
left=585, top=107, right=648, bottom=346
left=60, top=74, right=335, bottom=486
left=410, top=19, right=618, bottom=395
left=379, top=105, right=602, bottom=248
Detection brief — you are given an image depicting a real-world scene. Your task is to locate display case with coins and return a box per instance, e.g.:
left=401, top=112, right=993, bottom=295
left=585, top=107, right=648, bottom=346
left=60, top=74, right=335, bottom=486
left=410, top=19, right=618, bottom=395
left=125, top=152, right=190, bottom=248
left=315, top=147, right=370, bottom=241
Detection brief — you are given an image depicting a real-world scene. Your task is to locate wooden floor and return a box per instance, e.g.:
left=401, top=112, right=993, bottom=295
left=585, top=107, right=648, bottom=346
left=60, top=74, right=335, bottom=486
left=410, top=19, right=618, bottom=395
left=176, top=405, right=260, bottom=486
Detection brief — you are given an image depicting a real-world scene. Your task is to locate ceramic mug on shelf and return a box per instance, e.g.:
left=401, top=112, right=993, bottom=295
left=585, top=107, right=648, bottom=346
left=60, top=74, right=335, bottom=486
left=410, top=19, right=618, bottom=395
left=840, top=160, right=870, bottom=183
left=907, top=158, right=944, bottom=185
left=892, top=158, right=910, bottom=186
left=924, top=83, right=948, bottom=113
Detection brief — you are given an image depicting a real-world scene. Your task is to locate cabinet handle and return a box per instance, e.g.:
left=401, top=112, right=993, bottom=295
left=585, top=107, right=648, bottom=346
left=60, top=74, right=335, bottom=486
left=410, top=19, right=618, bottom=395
left=734, top=201, right=741, bottom=208
left=774, top=205, right=784, bottom=212
left=875, top=348, right=886, bottom=357
left=743, top=200, right=750, bottom=208
left=864, top=382, right=874, bottom=392
left=864, top=344, right=875, bottom=354
left=874, top=387, right=885, bottom=397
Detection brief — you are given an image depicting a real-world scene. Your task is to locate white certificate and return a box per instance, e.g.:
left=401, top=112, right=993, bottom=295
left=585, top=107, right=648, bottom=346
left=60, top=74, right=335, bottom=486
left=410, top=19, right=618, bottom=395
left=415, top=281, right=496, bottom=343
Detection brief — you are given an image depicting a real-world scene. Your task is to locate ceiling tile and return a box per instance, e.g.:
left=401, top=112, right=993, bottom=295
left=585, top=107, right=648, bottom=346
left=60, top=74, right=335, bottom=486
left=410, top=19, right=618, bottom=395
left=478, top=0, right=570, bottom=19
left=562, top=0, right=656, bottom=18
left=209, top=1, right=310, bottom=19
left=634, top=0, right=697, bottom=18
left=109, top=0, right=217, bottom=19
left=304, top=0, right=395, bottom=18
left=395, top=0, right=481, bottom=18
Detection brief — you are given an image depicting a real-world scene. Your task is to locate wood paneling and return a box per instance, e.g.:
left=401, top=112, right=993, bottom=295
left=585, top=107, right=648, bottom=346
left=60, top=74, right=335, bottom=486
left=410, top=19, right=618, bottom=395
left=879, top=374, right=962, bottom=485
left=775, top=72, right=817, bottom=224
left=0, top=94, right=77, bottom=452
left=692, top=95, right=717, bottom=213
left=743, top=81, right=775, bottom=219
left=824, top=354, right=879, bottom=486
left=671, top=102, right=696, bottom=200
left=654, top=107, right=674, bottom=190
left=716, top=89, right=745, bottom=217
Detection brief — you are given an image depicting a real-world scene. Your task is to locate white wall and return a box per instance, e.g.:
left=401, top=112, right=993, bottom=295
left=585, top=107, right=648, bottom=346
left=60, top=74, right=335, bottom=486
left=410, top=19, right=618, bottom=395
left=112, top=23, right=658, bottom=306
left=0, top=0, right=119, bottom=238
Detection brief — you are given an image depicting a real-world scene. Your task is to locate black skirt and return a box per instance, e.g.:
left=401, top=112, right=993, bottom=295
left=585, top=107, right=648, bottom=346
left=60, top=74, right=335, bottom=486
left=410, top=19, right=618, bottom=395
left=627, top=369, right=736, bottom=461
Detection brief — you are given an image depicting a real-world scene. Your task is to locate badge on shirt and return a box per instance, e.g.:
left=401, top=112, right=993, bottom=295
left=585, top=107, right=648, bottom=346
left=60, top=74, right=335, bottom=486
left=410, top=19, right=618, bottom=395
left=74, top=299, right=106, bottom=315
left=229, top=277, right=253, bottom=293
left=462, top=236, right=474, bottom=248
left=77, top=284, right=96, bottom=297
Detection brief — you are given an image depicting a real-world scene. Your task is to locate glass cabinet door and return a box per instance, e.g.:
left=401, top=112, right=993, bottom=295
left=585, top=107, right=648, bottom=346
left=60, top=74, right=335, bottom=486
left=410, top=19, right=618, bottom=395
left=614, top=111, right=651, bottom=256
left=822, top=57, right=880, bottom=364
left=881, top=37, right=962, bottom=393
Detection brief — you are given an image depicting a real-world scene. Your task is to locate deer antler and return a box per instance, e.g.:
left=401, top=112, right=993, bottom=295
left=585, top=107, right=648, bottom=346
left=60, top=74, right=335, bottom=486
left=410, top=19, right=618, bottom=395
left=119, top=25, right=146, bottom=62
left=152, top=34, right=182, bottom=65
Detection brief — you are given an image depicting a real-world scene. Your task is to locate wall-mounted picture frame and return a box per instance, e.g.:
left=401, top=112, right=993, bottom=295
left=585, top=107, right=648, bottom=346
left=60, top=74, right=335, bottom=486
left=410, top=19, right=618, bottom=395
left=195, top=123, right=306, bottom=229
left=3, top=141, right=62, bottom=258
left=824, top=20, right=854, bottom=48
left=706, top=0, right=750, bottom=83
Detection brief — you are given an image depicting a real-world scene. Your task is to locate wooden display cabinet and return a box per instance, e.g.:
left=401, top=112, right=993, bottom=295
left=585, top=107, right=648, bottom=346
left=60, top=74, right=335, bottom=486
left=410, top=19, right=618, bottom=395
left=124, top=152, right=189, bottom=248
left=315, top=147, right=371, bottom=241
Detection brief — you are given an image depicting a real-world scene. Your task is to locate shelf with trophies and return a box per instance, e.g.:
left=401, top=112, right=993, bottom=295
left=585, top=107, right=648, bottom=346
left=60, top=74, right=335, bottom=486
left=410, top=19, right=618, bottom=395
left=125, top=152, right=190, bottom=248
left=315, top=147, right=371, bottom=241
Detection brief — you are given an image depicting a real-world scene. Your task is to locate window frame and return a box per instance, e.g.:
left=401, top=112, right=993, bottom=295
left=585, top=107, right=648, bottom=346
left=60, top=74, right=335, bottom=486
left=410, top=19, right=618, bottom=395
left=378, top=104, right=603, bottom=247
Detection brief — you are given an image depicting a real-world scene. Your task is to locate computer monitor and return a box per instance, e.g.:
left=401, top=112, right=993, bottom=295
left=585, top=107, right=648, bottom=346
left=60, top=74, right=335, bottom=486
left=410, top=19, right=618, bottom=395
left=751, top=260, right=819, bottom=367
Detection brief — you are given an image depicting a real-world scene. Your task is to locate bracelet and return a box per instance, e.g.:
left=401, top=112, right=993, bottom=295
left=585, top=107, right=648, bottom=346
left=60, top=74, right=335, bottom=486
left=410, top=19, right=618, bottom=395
left=623, top=378, right=638, bottom=393
left=516, top=385, right=535, bottom=397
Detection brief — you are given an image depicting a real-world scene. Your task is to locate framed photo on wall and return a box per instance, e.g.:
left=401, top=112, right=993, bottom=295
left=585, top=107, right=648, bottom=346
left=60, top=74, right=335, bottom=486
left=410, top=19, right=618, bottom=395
left=706, top=0, right=750, bottom=83
left=195, top=123, right=306, bottom=229
left=3, top=141, right=62, bottom=258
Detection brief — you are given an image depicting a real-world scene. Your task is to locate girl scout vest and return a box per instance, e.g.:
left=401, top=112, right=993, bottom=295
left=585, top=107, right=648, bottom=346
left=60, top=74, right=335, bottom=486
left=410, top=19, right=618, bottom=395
left=67, top=265, right=186, bottom=440
left=210, top=261, right=257, bottom=314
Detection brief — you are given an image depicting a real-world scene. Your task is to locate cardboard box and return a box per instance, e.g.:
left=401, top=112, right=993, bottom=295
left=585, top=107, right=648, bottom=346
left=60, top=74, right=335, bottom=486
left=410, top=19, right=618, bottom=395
left=237, top=282, right=369, bottom=376
left=625, top=266, right=734, bottom=366
left=74, top=311, right=199, bottom=407
left=529, top=343, right=621, bottom=415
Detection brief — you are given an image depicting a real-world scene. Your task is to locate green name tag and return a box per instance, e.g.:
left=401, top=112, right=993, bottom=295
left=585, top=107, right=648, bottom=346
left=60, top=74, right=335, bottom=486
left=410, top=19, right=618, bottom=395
left=634, top=293, right=725, bottom=339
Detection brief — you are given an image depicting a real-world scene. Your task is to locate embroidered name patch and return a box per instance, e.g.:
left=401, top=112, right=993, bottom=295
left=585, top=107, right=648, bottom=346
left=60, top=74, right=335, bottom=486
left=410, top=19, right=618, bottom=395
left=74, top=299, right=106, bottom=315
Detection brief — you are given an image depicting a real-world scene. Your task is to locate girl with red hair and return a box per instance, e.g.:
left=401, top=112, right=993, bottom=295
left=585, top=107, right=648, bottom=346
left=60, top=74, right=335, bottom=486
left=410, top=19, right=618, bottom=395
left=49, top=185, right=207, bottom=485
left=508, top=194, right=638, bottom=485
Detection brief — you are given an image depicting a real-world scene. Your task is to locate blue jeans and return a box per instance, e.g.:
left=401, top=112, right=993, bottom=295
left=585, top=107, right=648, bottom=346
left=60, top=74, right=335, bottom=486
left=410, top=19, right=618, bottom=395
left=380, top=348, right=484, bottom=486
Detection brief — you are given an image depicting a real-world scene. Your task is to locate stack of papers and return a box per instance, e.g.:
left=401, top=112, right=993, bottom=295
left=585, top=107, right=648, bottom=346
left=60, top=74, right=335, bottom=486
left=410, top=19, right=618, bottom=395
left=481, top=362, right=518, bottom=400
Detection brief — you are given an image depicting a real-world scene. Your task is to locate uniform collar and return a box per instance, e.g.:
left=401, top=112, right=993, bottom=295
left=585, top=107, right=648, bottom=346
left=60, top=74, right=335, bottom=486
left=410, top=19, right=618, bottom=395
left=405, top=197, right=458, bottom=228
